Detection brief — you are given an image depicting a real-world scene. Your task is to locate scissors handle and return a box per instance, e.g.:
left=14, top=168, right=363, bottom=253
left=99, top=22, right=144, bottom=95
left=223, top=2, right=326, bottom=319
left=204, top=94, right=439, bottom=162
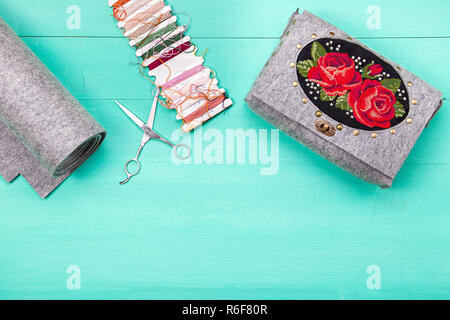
left=120, top=144, right=145, bottom=185
left=149, top=131, right=191, bottom=160
left=173, top=143, right=191, bottom=160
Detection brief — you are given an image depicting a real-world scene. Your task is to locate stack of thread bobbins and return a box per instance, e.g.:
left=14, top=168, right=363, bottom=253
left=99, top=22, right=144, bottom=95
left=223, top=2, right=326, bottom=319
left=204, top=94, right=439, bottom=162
left=109, top=0, right=233, bottom=132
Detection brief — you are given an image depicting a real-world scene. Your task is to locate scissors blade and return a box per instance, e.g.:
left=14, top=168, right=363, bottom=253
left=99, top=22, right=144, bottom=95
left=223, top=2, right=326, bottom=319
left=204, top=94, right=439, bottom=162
left=114, top=100, right=145, bottom=129
left=146, top=88, right=160, bottom=130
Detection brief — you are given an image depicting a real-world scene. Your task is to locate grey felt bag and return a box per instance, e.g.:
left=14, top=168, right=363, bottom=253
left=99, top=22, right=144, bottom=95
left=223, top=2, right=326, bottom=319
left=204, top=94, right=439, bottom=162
left=245, top=10, right=443, bottom=188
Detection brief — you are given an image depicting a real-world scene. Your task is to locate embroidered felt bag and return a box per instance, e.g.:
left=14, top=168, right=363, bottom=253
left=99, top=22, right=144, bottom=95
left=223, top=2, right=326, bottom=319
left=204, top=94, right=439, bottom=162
left=245, top=10, right=443, bottom=188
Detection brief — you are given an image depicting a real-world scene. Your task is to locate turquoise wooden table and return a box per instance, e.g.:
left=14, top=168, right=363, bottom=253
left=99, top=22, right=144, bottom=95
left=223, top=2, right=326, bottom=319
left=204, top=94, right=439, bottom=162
left=0, top=0, right=449, bottom=300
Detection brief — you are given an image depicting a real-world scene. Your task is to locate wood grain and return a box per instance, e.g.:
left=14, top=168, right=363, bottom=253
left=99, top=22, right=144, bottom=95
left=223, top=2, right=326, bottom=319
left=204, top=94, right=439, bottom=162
left=0, top=0, right=449, bottom=299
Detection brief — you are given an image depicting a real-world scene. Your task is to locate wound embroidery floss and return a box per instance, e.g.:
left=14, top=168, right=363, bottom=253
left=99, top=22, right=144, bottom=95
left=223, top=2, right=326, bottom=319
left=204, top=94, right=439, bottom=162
left=108, top=0, right=233, bottom=132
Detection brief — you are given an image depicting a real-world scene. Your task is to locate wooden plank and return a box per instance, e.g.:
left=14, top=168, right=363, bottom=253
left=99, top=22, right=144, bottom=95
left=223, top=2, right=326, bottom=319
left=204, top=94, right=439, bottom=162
left=1, top=162, right=450, bottom=299
left=0, top=0, right=449, bottom=300
left=16, top=37, right=450, bottom=163
left=0, top=0, right=449, bottom=38
left=18, top=37, right=449, bottom=99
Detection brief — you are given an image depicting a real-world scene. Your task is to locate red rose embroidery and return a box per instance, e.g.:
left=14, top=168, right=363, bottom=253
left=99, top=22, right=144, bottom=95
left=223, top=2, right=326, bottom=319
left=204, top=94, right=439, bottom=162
left=367, top=64, right=383, bottom=76
left=347, top=80, right=396, bottom=128
left=308, top=53, right=362, bottom=96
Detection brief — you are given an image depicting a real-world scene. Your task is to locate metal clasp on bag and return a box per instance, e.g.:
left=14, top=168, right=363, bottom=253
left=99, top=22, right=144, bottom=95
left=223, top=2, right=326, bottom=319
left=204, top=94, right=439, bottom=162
left=315, top=119, right=336, bottom=137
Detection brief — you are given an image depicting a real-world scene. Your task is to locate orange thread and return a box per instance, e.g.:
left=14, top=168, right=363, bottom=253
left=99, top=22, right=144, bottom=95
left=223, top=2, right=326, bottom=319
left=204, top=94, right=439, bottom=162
left=112, top=0, right=131, bottom=21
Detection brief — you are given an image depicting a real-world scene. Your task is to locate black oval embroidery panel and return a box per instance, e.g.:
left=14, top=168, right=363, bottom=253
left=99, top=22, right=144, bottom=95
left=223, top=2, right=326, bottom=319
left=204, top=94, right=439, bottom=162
left=296, top=38, right=409, bottom=131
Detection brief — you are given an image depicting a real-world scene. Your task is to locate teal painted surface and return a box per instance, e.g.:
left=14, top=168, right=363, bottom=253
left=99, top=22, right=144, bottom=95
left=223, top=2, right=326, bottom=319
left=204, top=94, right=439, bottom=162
left=0, top=0, right=449, bottom=299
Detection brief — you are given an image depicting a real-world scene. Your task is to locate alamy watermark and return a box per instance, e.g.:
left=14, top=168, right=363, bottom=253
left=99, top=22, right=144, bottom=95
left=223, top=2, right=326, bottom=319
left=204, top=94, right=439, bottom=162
left=171, top=128, right=280, bottom=175
left=366, top=5, right=381, bottom=30
left=366, top=265, right=381, bottom=290
left=66, top=265, right=81, bottom=290
left=66, top=5, right=81, bottom=30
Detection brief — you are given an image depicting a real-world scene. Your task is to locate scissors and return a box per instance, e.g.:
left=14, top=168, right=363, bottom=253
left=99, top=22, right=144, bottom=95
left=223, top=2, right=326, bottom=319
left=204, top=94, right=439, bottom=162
left=114, top=88, right=191, bottom=185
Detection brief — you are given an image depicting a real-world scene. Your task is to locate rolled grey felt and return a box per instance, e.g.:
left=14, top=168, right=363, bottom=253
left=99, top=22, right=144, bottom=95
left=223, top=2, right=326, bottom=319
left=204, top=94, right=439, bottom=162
left=0, top=17, right=106, bottom=198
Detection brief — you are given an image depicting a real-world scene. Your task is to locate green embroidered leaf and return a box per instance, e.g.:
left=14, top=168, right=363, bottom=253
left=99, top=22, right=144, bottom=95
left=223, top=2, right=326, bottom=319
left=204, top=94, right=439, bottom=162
left=335, top=94, right=351, bottom=111
left=320, top=88, right=336, bottom=101
left=381, top=78, right=401, bottom=94
left=362, top=62, right=378, bottom=80
left=394, top=101, right=406, bottom=118
left=311, top=42, right=327, bottom=63
left=296, top=59, right=314, bottom=78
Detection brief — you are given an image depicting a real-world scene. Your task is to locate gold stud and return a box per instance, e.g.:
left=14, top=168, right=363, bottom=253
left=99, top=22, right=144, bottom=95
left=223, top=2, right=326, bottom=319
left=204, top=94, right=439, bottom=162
left=397, top=66, right=402, bottom=71
left=302, top=98, right=308, bottom=104
left=315, top=111, right=322, bottom=117
left=407, top=118, right=413, bottom=124
left=407, top=81, right=413, bottom=87
left=412, top=99, right=418, bottom=105
left=353, top=130, right=360, bottom=136
left=290, top=62, right=296, bottom=68
left=336, top=124, right=343, bottom=131
left=329, top=31, right=335, bottom=36
left=390, top=129, right=396, bottom=134
left=293, top=82, right=299, bottom=87
left=348, top=36, right=353, bottom=40
left=371, top=133, right=378, bottom=139
left=297, top=43, right=303, bottom=49
left=311, top=33, right=317, bottom=39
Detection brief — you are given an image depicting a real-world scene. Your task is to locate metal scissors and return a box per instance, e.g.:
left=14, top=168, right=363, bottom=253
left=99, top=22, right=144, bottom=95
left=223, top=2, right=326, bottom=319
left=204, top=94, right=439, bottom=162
left=114, top=88, right=191, bottom=185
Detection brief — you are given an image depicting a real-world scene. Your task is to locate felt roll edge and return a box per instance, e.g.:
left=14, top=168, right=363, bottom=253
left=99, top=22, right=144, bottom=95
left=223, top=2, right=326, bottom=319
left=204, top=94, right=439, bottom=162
left=0, top=16, right=108, bottom=197
left=53, top=132, right=107, bottom=178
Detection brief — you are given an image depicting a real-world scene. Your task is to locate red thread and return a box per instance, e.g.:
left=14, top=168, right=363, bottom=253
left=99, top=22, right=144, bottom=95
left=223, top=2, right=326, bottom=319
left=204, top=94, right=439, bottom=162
left=112, top=0, right=131, bottom=21
left=147, top=41, right=192, bottom=71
